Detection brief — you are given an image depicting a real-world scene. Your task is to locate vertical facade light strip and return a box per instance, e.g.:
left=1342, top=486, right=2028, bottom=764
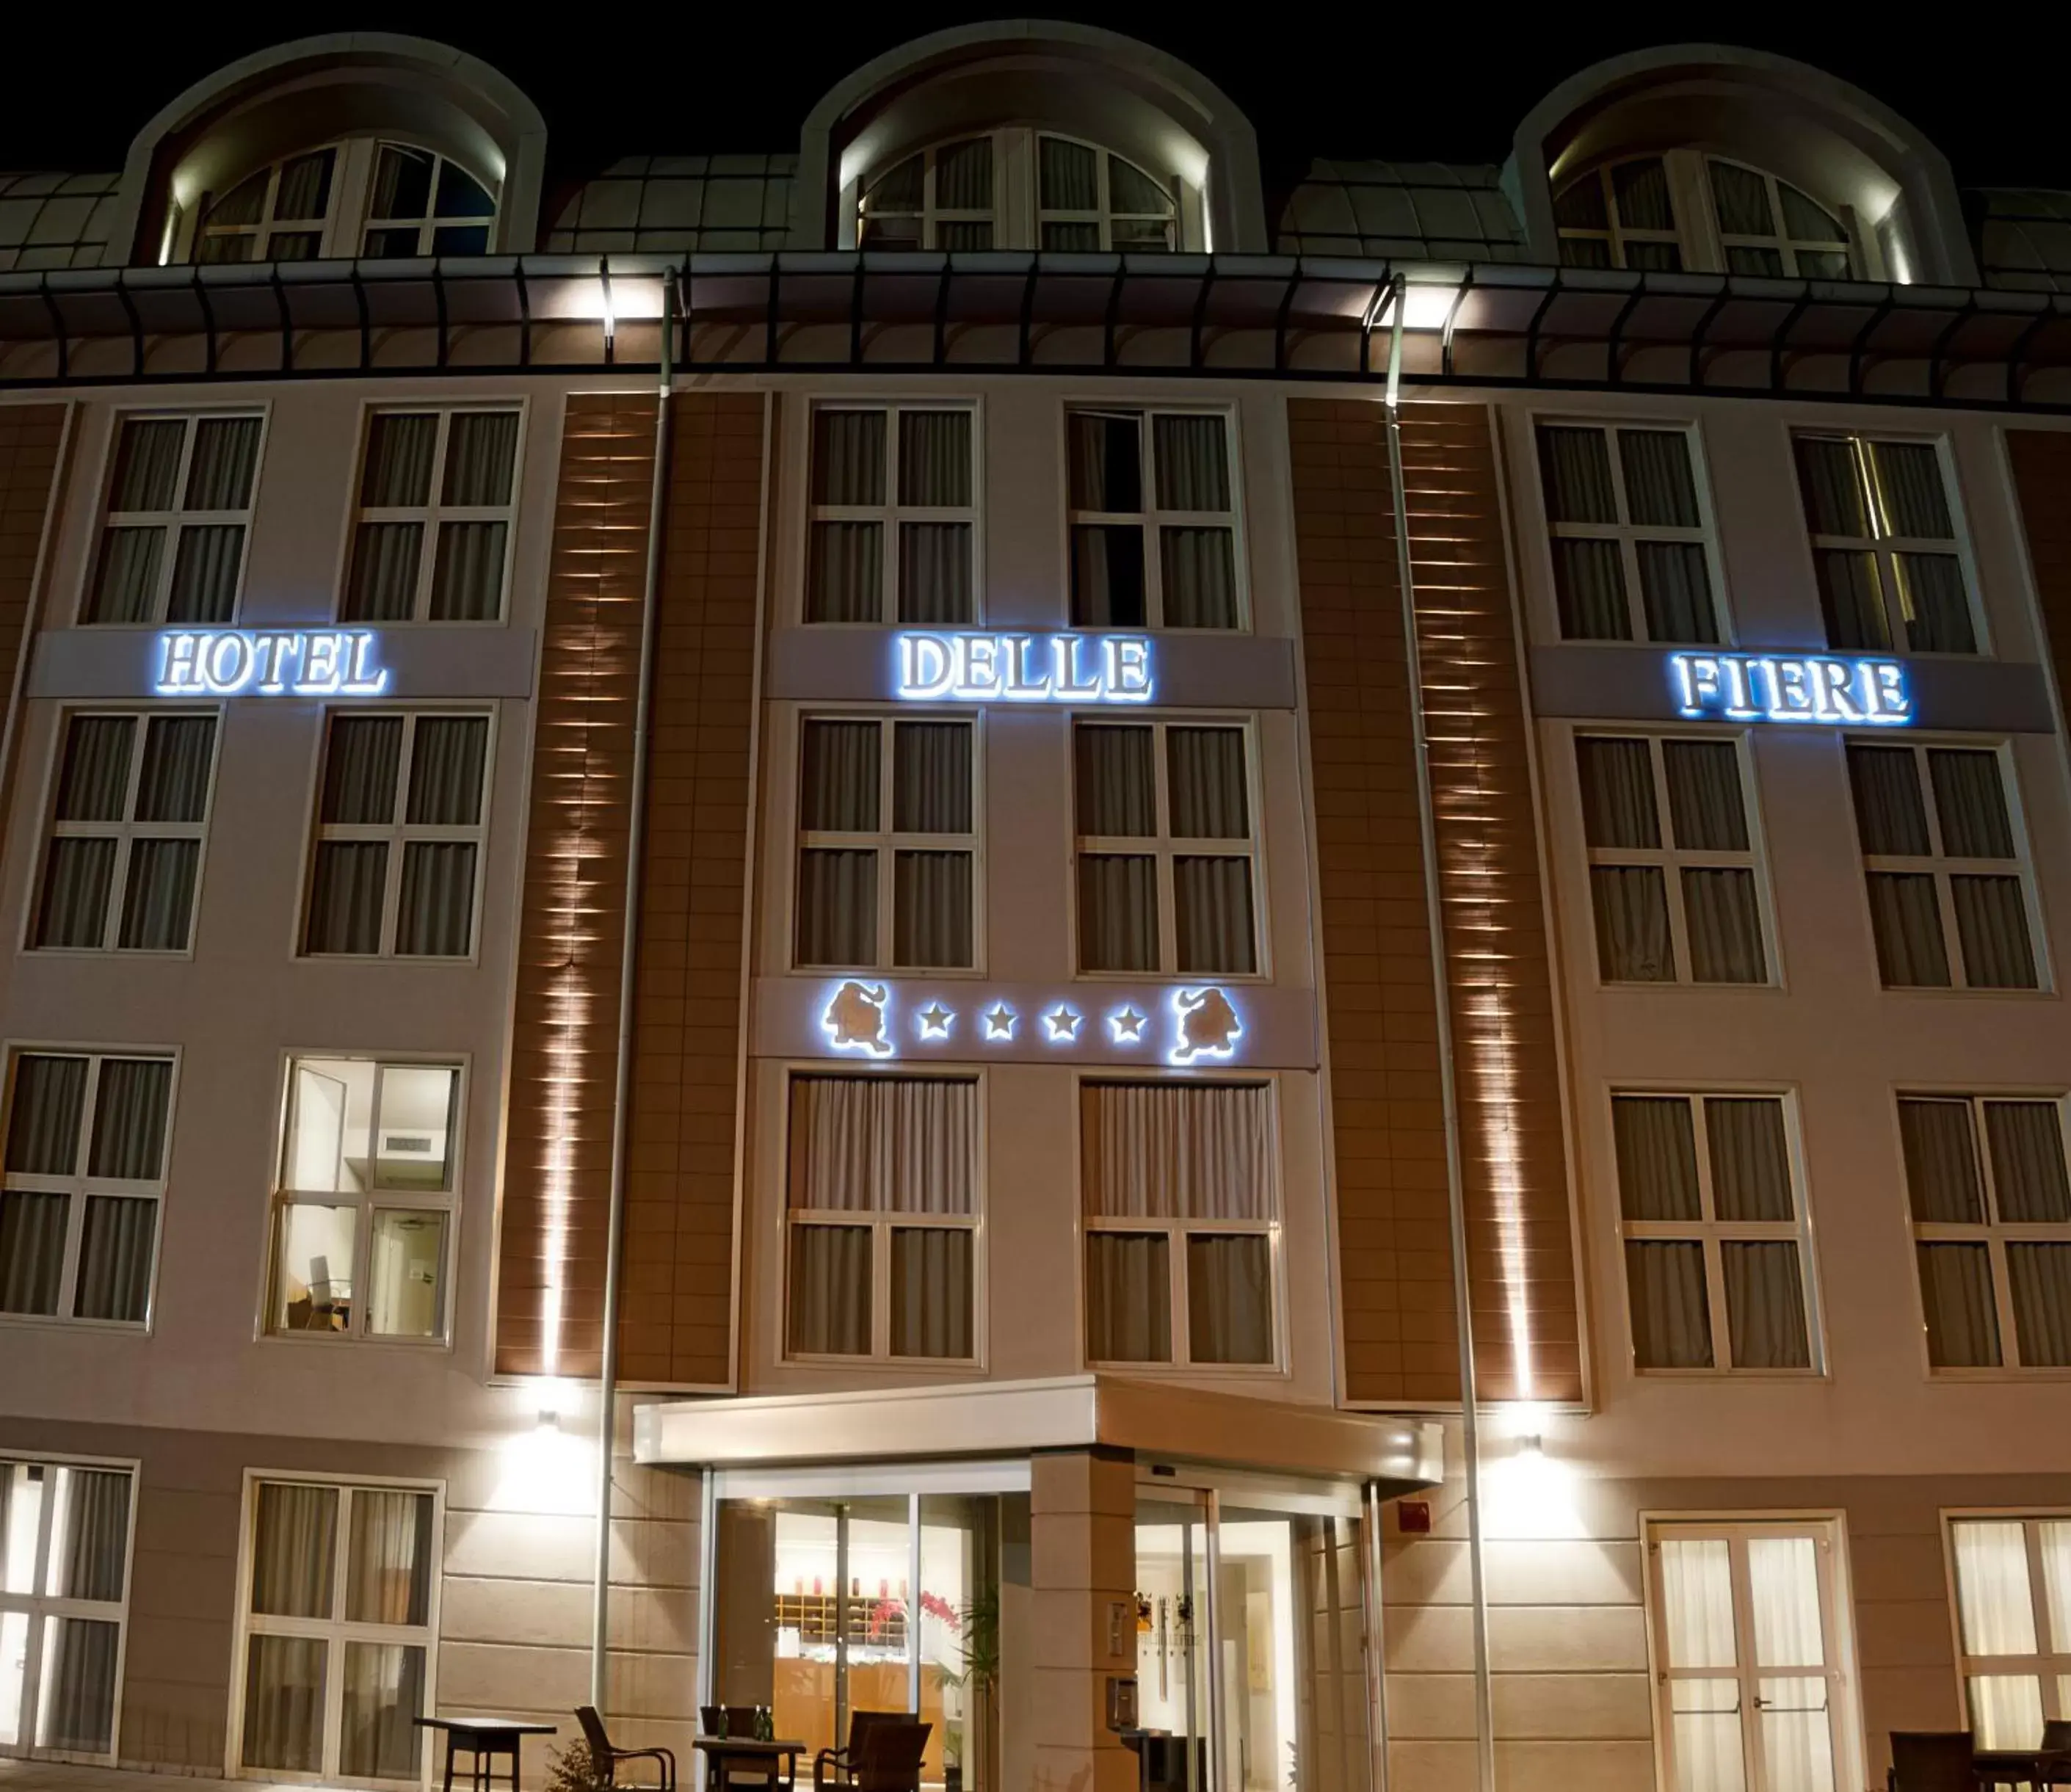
left=1384, top=280, right=1495, bottom=1792
left=592, top=271, right=677, bottom=1711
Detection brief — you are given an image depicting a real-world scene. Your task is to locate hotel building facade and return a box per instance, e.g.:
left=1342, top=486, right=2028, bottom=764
left=2, top=23, right=2071, bottom=1792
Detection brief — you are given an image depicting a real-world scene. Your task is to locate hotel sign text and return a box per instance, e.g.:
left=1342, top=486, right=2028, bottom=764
left=1669, top=652, right=1911, bottom=726
left=896, top=631, right=1153, bottom=704
left=155, top=629, right=391, bottom=698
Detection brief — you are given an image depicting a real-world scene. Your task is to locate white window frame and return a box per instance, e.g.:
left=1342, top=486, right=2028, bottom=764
left=1078, top=1073, right=1286, bottom=1374
left=27, top=708, right=220, bottom=957
left=1706, top=156, right=1854, bottom=277
left=1848, top=737, right=2045, bottom=993
left=1534, top=417, right=1725, bottom=644
left=780, top=1069, right=986, bottom=1368
left=1904, top=1091, right=2071, bottom=1374
left=1071, top=714, right=1266, bottom=980
left=1574, top=728, right=1773, bottom=987
left=358, top=143, right=499, bottom=258
left=300, top=707, right=494, bottom=962
left=0, top=1453, right=140, bottom=1766
left=1557, top=150, right=1860, bottom=280
left=1796, top=432, right=1985, bottom=656
left=1036, top=133, right=1178, bottom=250
left=791, top=709, right=983, bottom=973
left=82, top=410, right=265, bottom=625
left=1554, top=156, right=1685, bottom=270
left=857, top=137, right=998, bottom=249
left=803, top=400, right=981, bottom=625
left=1611, top=1087, right=1823, bottom=1374
left=196, top=145, right=344, bottom=262
left=0, top=1045, right=177, bottom=1332
left=1065, top=404, right=1248, bottom=631
left=227, top=1470, right=443, bottom=1791
left=340, top=403, right=524, bottom=624
left=1942, top=1511, right=2071, bottom=1745
left=261, top=1053, right=465, bottom=1347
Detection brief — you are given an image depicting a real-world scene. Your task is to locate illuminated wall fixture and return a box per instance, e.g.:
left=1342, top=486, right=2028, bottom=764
left=813, top=982, right=1241, bottom=1061
left=153, top=628, right=389, bottom=697
left=893, top=631, right=1154, bottom=703
left=1669, top=650, right=1912, bottom=725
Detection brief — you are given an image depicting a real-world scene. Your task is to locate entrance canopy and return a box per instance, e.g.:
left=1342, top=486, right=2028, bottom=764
left=632, top=1372, right=1442, bottom=1492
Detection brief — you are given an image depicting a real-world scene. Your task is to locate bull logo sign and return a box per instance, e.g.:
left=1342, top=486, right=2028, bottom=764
left=822, top=981, right=893, bottom=1056
left=1169, top=986, right=1242, bottom=1063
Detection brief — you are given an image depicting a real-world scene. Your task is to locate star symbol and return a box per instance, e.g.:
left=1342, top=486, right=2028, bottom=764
left=916, top=1003, right=954, bottom=1040
left=1108, top=1005, right=1147, bottom=1043
left=983, top=1003, right=1018, bottom=1040
left=1045, top=1004, right=1083, bottom=1042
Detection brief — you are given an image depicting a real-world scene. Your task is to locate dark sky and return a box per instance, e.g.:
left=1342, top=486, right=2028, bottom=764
left=3, top=5, right=2056, bottom=197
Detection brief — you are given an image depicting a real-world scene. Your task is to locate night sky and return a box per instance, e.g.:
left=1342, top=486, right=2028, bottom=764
left=3, top=5, right=2056, bottom=200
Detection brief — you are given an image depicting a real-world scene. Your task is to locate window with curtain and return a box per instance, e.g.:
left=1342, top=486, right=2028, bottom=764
left=0, top=1459, right=135, bottom=1758
left=266, top=1058, right=460, bottom=1343
left=197, top=148, right=340, bottom=262
left=1069, top=408, right=1242, bottom=630
left=341, top=408, right=520, bottom=622
left=1037, top=136, right=1178, bottom=250
left=794, top=714, right=976, bottom=970
left=857, top=138, right=995, bottom=249
left=1075, top=719, right=1259, bottom=976
left=1612, top=1092, right=1818, bottom=1371
left=303, top=710, right=490, bottom=959
left=1536, top=422, right=1719, bottom=642
left=1082, top=1081, right=1277, bottom=1368
left=33, top=710, right=217, bottom=954
left=1706, top=159, right=1854, bottom=277
left=785, top=1075, right=979, bottom=1361
left=1795, top=433, right=1978, bottom=653
left=1554, top=158, right=1684, bottom=271
left=236, top=1477, right=436, bottom=1785
left=806, top=406, right=976, bottom=625
left=1946, top=1516, right=2071, bottom=1749
left=84, top=412, right=262, bottom=624
left=1901, top=1094, right=2071, bottom=1370
left=0, top=1050, right=173, bottom=1327
left=1847, top=741, right=2039, bottom=990
left=1576, top=733, right=1769, bottom=984
left=360, top=144, right=497, bottom=257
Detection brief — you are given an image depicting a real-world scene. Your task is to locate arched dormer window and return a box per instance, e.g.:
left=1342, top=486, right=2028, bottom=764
left=194, top=139, right=497, bottom=264
left=855, top=128, right=1179, bottom=253
left=1555, top=150, right=1857, bottom=278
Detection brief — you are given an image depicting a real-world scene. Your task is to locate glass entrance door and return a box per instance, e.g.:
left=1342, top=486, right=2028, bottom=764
left=1134, top=1495, right=1212, bottom=1792
left=1648, top=1520, right=1857, bottom=1792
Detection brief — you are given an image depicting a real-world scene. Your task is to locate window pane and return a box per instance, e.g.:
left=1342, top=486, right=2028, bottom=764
left=890, top=1227, right=972, bottom=1359
left=405, top=717, right=488, bottom=827
left=1984, top=1103, right=2071, bottom=1223
left=801, top=719, right=880, bottom=833
left=1040, top=137, right=1099, bottom=211
left=0, top=1191, right=66, bottom=1314
left=73, top=1197, right=155, bottom=1321
left=813, top=410, right=885, bottom=507
left=1070, top=413, right=1142, bottom=512
left=1075, top=726, right=1156, bottom=836
left=274, top=150, right=335, bottom=222
left=934, top=137, right=992, bottom=211
left=40, top=1616, right=120, bottom=1752
left=89, top=1058, right=173, bottom=1180
left=1969, top=1679, right=2045, bottom=1752
left=1850, top=745, right=1932, bottom=858
left=788, top=1075, right=975, bottom=1216
left=1554, top=176, right=1608, bottom=233
left=395, top=841, right=477, bottom=956
left=243, top=1635, right=327, bottom=1772
left=434, top=162, right=496, bottom=221
left=1167, top=728, right=1249, bottom=839
left=1577, top=738, right=1660, bottom=849
left=1780, top=184, right=1844, bottom=244
left=893, top=851, right=972, bottom=968
left=1081, top=1083, right=1272, bottom=1222
left=137, top=716, right=215, bottom=823
left=1796, top=439, right=1871, bottom=537
left=1635, top=542, right=1717, bottom=643
left=109, top=418, right=184, bottom=512
left=340, top=1642, right=426, bottom=1780
left=272, top=1205, right=358, bottom=1332
left=360, top=413, right=438, bottom=507
left=1174, top=856, right=1256, bottom=974
left=346, top=1490, right=433, bottom=1624
left=1708, top=162, right=1774, bottom=236
left=1591, top=866, right=1672, bottom=981
left=1087, top=1232, right=1170, bottom=1363
left=899, top=521, right=972, bottom=624
left=305, top=843, right=389, bottom=954
left=1552, top=538, right=1631, bottom=639
left=184, top=416, right=261, bottom=511
left=1071, top=525, right=1146, bottom=626
left=373, top=1067, right=457, bottom=1193
left=1111, top=157, right=1173, bottom=218
left=892, top=721, right=970, bottom=834
left=1898, top=1100, right=1986, bottom=1223
left=322, top=717, right=404, bottom=824
left=7, top=1056, right=87, bottom=1175
left=1612, top=1097, right=1701, bottom=1222
left=1898, top=554, right=1975, bottom=653
left=1952, top=877, right=2037, bottom=989
left=118, top=838, right=200, bottom=949
left=86, top=528, right=163, bottom=623
left=1663, top=741, right=1748, bottom=852
left=344, top=520, right=424, bottom=621
left=898, top=411, right=971, bottom=508
left=1618, top=431, right=1700, bottom=527
left=1187, top=1234, right=1272, bottom=1364
left=1722, top=1241, right=1810, bottom=1368
left=35, top=839, right=116, bottom=948
left=1537, top=427, right=1618, bottom=525
left=1683, top=868, right=1766, bottom=983
left=1917, top=1243, right=2002, bottom=1367
left=2007, top=1244, right=2071, bottom=1367
left=430, top=520, right=508, bottom=620
left=253, top=1481, right=338, bottom=1615
left=1627, top=239, right=1683, bottom=274
left=1814, top=550, right=1888, bottom=650
left=796, top=849, right=876, bottom=965
left=1161, top=527, right=1239, bottom=628
left=1869, top=440, right=1954, bottom=539
left=788, top=1224, right=871, bottom=1355
left=443, top=412, right=519, bottom=507
left=1865, top=873, right=1951, bottom=987
left=1930, top=750, right=2014, bottom=859
left=370, top=145, right=434, bottom=220
left=1706, top=1099, right=1794, bottom=1222
left=808, top=521, right=882, bottom=622
left=1078, top=856, right=1158, bottom=972
left=1626, top=1241, right=1713, bottom=1368
left=1043, top=220, right=1103, bottom=251
left=56, top=716, right=136, bottom=821
left=1612, top=158, right=1676, bottom=232
left=1954, top=1521, right=2038, bottom=1654
left=1153, top=416, right=1230, bottom=512
left=164, top=523, right=243, bottom=624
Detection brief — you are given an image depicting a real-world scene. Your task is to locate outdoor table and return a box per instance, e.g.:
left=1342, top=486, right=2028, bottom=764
left=1974, top=1750, right=2071, bottom=1790
left=692, top=1735, right=806, bottom=1792
left=416, top=1716, right=559, bottom=1792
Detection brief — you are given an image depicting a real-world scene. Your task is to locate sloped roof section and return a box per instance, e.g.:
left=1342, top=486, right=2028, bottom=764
left=0, top=173, right=120, bottom=272
left=1975, top=189, right=2071, bottom=294
left=1274, top=159, right=1525, bottom=261
left=545, top=155, right=794, bottom=254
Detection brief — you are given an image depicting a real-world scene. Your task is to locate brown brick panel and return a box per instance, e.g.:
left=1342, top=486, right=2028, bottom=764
left=619, top=391, right=765, bottom=1388
left=0, top=403, right=68, bottom=833
left=1291, top=396, right=1579, bottom=1407
left=2007, top=430, right=2071, bottom=729
left=496, top=392, right=659, bottom=1379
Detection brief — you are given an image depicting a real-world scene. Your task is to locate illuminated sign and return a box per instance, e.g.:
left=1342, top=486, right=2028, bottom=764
left=154, top=629, right=390, bottom=698
left=816, top=981, right=1242, bottom=1062
left=1669, top=652, right=1910, bottom=726
left=896, top=631, right=1153, bottom=704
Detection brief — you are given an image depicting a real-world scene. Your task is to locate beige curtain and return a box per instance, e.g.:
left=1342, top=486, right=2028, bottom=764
left=1081, top=1083, right=1271, bottom=1222
left=789, top=1077, right=973, bottom=1216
